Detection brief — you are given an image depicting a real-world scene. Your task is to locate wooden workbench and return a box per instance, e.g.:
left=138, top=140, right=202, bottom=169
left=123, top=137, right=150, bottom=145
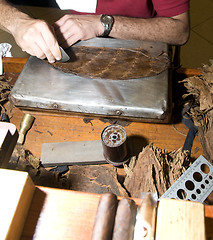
left=2, top=57, right=213, bottom=239
left=3, top=57, right=203, bottom=161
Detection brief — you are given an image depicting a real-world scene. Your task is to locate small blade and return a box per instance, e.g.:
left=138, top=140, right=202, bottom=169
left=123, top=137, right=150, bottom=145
left=58, top=46, right=70, bottom=62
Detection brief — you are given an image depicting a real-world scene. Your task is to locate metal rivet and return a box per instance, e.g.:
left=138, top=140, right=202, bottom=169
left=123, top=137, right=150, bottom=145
left=115, top=110, right=122, bottom=115
left=53, top=103, right=58, bottom=109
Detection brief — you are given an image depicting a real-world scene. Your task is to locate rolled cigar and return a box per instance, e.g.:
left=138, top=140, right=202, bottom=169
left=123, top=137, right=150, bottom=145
left=91, top=192, right=118, bottom=240
left=112, top=198, right=137, bottom=240
left=134, top=194, right=157, bottom=240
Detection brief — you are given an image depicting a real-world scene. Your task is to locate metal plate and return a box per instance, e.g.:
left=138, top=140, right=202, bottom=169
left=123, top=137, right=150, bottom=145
left=10, top=38, right=170, bottom=121
left=160, top=155, right=213, bottom=203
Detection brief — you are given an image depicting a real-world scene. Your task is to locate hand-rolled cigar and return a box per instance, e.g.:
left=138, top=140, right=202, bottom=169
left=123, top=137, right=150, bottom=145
left=112, top=198, right=137, bottom=240
left=134, top=193, right=157, bottom=240
left=91, top=192, right=118, bottom=240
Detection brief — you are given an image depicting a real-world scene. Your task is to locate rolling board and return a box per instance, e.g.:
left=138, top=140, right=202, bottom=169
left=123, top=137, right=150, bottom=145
left=160, top=155, right=213, bottom=203
left=9, top=38, right=171, bottom=122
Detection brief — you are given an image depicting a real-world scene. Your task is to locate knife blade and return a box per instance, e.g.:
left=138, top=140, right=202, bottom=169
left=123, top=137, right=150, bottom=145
left=58, top=46, right=70, bottom=62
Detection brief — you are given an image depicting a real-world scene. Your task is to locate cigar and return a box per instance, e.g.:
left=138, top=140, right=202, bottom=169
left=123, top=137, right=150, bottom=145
left=92, top=192, right=118, bottom=240
left=134, top=194, right=157, bottom=240
left=112, top=198, right=137, bottom=240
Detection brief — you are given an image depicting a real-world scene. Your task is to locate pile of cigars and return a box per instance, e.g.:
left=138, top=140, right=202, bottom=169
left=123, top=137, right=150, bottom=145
left=91, top=192, right=205, bottom=240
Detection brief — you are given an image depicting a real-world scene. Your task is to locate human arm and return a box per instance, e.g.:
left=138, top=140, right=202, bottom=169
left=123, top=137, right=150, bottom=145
left=54, top=11, right=189, bottom=49
left=111, top=12, right=189, bottom=45
left=0, top=0, right=61, bottom=62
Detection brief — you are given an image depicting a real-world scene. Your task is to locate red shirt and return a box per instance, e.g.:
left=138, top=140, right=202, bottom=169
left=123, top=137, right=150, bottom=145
left=70, top=0, right=189, bottom=18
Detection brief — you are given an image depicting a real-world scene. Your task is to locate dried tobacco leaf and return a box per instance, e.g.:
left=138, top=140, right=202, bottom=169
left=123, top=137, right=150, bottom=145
left=124, top=144, right=190, bottom=198
left=182, top=60, right=213, bottom=162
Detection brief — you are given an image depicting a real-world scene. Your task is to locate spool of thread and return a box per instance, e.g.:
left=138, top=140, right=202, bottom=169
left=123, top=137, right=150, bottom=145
left=101, top=124, right=128, bottom=166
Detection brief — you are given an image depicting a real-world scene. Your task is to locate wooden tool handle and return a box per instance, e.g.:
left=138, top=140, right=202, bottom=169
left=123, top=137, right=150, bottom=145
left=17, top=113, right=35, bottom=144
left=91, top=192, right=118, bottom=240
left=112, top=198, right=137, bottom=240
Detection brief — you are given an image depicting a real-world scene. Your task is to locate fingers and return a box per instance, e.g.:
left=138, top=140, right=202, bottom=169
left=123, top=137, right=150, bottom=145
left=55, top=23, right=83, bottom=49
left=54, top=14, right=70, bottom=27
left=39, top=24, right=62, bottom=62
left=14, top=19, right=62, bottom=63
left=53, top=15, right=100, bottom=48
left=13, top=15, right=101, bottom=61
left=54, top=15, right=83, bottom=48
left=60, top=33, right=81, bottom=49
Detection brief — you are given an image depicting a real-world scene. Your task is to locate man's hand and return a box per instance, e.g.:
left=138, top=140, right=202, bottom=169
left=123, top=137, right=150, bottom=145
left=53, top=15, right=104, bottom=49
left=0, top=0, right=61, bottom=62
left=12, top=17, right=61, bottom=63
left=0, top=0, right=189, bottom=61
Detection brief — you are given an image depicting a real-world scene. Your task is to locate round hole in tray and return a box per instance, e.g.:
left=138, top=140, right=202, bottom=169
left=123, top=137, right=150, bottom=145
left=177, top=189, right=187, bottom=200
left=191, top=194, right=196, bottom=200
left=185, top=180, right=195, bottom=191
left=196, top=189, right=201, bottom=194
left=201, top=163, right=210, bottom=174
left=193, top=172, right=203, bottom=182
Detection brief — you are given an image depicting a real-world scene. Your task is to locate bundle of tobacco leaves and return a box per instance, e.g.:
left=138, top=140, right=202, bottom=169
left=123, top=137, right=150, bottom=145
left=123, top=144, right=190, bottom=198
left=0, top=75, right=12, bottom=114
left=182, top=60, right=213, bottom=162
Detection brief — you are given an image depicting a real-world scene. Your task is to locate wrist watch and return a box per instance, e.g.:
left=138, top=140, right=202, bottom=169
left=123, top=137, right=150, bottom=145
left=100, top=15, right=114, bottom=37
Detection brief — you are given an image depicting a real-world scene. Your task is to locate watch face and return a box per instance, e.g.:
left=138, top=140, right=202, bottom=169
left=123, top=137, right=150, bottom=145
left=100, top=15, right=114, bottom=36
left=101, top=15, right=113, bottom=24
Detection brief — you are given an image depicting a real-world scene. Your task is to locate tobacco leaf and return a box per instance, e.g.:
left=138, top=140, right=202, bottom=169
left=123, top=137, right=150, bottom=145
left=0, top=75, right=12, bottom=112
left=48, top=46, right=170, bottom=80
left=182, top=60, right=213, bottom=162
left=67, top=165, right=129, bottom=197
left=124, top=144, right=190, bottom=198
